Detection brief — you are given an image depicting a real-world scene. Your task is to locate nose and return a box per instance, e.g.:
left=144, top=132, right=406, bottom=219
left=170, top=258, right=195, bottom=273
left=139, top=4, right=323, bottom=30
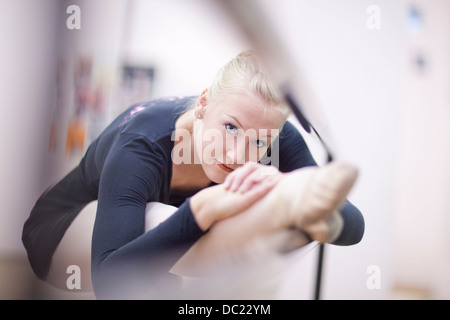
left=225, top=138, right=246, bottom=165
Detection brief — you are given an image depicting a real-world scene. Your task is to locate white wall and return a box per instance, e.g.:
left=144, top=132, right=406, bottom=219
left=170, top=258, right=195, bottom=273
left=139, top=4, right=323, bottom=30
left=0, top=0, right=59, bottom=255
left=391, top=0, right=450, bottom=299
left=122, top=0, right=249, bottom=98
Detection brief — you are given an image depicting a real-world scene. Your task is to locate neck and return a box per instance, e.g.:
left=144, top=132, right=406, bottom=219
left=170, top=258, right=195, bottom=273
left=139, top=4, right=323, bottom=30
left=171, top=110, right=211, bottom=192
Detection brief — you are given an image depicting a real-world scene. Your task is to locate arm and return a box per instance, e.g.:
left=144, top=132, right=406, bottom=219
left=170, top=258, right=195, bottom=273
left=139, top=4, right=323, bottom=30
left=91, top=134, right=205, bottom=299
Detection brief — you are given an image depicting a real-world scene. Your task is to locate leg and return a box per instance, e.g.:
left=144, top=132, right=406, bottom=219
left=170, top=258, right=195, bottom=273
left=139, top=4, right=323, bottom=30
left=171, top=161, right=358, bottom=276
left=22, top=166, right=95, bottom=281
left=45, top=201, right=177, bottom=293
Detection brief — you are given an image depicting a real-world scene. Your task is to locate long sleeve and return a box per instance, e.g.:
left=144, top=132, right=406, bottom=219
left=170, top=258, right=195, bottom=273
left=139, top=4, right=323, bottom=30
left=90, top=133, right=205, bottom=299
left=277, top=121, right=365, bottom=246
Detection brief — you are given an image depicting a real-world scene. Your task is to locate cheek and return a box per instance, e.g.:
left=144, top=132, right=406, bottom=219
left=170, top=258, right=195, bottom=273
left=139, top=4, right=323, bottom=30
left=249, top=149, right=260, bottom=162
left=193, top=128, right=225, bottom=164
left=202, top=126, right=227, bottom=161
left=246, top=147, right=265, bottom=163
left=201, top=162, right=228, bottom=183
left=193, top=125, right=204, bottom=161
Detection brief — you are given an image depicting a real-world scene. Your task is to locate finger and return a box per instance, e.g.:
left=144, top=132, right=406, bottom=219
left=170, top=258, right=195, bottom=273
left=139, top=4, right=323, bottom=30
left=238, top=169, right=265, bottom=193
left=223, top=171, right=235, bottom=190
left=239, top=176, right=275, bottom=207
left=238, top=167, right=282, bottom=193
left=223, top=165, right=244, bottom=190
left=244, top=176, right=275, bottom=200
left=223, top=163, right=249, bottom=189
left=230, top=162, right=259, bottom=192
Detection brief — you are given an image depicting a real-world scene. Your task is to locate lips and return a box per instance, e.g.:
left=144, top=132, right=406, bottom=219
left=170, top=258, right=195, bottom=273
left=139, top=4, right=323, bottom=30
left=217, top=162, right=234, bottom=173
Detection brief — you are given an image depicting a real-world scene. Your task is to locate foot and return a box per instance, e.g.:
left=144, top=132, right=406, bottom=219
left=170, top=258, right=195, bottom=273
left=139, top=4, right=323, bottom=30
left=274, top=162, right=358, bottom=243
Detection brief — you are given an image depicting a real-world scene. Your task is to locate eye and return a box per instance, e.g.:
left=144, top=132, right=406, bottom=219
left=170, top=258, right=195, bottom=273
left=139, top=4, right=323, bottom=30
left=251, top=140, right=267, bottom=149
left=225, top=123, right=238, bottom=135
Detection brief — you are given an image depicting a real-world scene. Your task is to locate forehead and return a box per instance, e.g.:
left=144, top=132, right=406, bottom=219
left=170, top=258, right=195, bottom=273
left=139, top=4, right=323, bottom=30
left=211, top=91, right=284, bottom=130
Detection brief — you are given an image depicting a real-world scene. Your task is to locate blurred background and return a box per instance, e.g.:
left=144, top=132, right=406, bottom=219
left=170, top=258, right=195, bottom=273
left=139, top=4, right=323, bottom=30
left=0, top=0, right=449, bottom=299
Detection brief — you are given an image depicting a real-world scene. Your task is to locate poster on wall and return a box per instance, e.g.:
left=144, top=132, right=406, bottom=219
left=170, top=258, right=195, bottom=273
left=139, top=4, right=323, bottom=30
left=49, top=57, right=118, bottom=156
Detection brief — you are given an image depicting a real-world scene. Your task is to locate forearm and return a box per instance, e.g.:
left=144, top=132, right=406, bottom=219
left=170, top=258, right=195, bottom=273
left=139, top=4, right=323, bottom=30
left=189, top=185, right=222, bottom=231
left=91, top=200, right=205, bottom=299
left=332, top=201, right=365, bottom=246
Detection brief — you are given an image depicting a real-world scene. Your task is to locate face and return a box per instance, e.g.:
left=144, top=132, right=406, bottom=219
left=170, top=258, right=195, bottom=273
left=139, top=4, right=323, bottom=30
left=193, top=90, right=285, bottom=183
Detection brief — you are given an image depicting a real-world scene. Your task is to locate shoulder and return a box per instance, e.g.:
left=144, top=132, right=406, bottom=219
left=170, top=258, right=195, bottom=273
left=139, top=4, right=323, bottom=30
left=275, top=119, right=317, bottom=171
left=119, top=96, right=196, bottom=142
left=279, top=120, right=304, bottom=140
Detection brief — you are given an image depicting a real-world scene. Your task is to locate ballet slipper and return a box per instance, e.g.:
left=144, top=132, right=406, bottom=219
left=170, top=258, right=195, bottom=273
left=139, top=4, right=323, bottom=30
left=273, top=162, right=358, bottom=243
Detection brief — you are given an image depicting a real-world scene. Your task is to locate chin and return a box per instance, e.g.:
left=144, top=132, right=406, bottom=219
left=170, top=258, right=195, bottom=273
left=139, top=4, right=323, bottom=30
left=203, top=164, right=227, bottom=184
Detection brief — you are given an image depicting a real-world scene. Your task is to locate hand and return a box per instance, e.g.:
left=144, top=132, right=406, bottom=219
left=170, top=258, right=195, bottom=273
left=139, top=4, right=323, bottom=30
left=191, top=163, right=282, bottom=231
left=223, top=162, right=283, bottom=194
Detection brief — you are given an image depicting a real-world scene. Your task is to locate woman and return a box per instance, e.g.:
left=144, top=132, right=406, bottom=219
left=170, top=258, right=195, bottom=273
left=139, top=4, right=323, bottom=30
left=22, top=51, right=364, bottom=299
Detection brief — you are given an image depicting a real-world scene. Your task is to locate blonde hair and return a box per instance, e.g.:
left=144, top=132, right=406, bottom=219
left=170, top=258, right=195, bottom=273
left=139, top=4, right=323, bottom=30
left=207, top=50, right=291, bottom=120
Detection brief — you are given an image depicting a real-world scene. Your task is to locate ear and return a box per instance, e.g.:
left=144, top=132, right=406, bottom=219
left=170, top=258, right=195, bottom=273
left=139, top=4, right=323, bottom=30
left=195, top=88, right=208, bottom=108
left=194, top=89, right=208, bottom=119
